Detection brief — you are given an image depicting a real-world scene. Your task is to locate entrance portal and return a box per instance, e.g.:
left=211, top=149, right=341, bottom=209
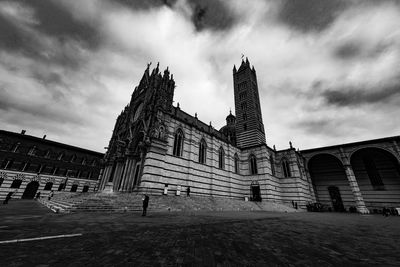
left=328, top=186, right=345, bottom=211
left=250, top=181, right=261, bottom=201
left=22, top=181, right=39, bottom=199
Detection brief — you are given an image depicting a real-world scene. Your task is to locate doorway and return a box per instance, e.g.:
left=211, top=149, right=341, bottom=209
left=328, top=186, right=345, bottom=211
left=251, top=181, right=261, bottom=202
left=22, top=181, right=39, bottom=199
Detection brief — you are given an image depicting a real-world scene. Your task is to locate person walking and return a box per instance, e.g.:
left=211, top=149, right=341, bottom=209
left=142, top=194, right=149, bottom=216
left=3, top=192, right=14, bottom=204
left=48, top=190, right=54, bottom=201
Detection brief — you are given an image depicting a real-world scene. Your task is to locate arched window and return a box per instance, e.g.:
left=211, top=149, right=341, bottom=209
left=82, top=185, right=89, bottom=193
left=234, top=153, right=239, bottom=174
left=198, top=138, right=207, bottom=164
left=282, top=158, right=291, bottom=177
left=270, top=155, right=275, bottom=176
left=70, top=154, right=77, bottom=163
left=173, top=129, right=184, bottom=157
left=218, top=147, right=225, bottom=169
left=44, top=182, right=53, bottom=191
left=250, top=155, right=258, bottom=175
left=0, top=177, right=3, bottom=187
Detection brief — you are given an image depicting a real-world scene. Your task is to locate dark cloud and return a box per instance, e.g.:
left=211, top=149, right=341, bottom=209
left=187, top=0, right=236, bottom=31
left=278, top=0, right=347, bottom=32
left=17, top=0, right=100, bottom=48
left=334, top=40, right=394, bottom=60
left=321, top=83, right=400, bottom=107
left=296, top=118, right=342, bottom=137
left=334, top=42, right=361, bottom=59
left=0, top=15, right=40, bottom=57
left=0, top=85, right=83, bottom=125
left=113, top=0, right=236, bottom=31
left=113, top=0, right=177, bottom=9
left=0, top=0, right=100, bottom=68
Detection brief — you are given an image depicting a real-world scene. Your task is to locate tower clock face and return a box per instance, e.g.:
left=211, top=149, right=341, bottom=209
left=133, top=103, right=143, bottom=122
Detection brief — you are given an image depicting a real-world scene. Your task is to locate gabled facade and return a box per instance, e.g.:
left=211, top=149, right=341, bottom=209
left=99, top=59, right=315, bottom=209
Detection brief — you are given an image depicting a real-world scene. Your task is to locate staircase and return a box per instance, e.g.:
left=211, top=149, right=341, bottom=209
left=38, top=192, right=298, bottom=213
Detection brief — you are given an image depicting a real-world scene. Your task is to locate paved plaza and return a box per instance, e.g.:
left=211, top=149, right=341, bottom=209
left=0, top=200, right=399, bottom=266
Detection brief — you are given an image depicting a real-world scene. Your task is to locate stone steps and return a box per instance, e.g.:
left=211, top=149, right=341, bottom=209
left=39, top=192, right=299, bottom=214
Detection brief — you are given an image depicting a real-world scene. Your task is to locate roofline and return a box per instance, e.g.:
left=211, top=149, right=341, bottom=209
left=301, top=135, right=400, bottom=153
left=0, top=130, right=104, bottom=156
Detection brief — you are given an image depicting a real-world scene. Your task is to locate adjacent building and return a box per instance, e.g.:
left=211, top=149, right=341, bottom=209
left=0, top=130, right=103, bottom=199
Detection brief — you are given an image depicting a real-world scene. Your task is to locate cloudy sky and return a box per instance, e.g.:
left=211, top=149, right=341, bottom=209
left=1, top=0, right=400, bottom=153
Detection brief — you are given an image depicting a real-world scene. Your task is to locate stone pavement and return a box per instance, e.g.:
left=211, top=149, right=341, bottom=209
left=0, top=200, right=400, bottom=266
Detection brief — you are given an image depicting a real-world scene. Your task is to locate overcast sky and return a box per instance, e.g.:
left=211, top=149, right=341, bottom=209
left=1, top=0, right=400, bottom=153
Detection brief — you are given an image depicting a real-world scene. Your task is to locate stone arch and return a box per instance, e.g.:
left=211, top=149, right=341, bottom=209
left=308, top=153, right=355, bottom=210
left=22, top=181, right=39, bottom=199
left=70, top=184, right=78, bottom=192
left=348, top=145, right=400, bottom=163
left=350, top=147, right=400, bottom=210
left=82, top=185, right=89, bottom=193
left=304, top=151, right=344, bottom=168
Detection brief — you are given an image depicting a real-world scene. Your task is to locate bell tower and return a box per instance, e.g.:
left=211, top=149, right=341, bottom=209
left=233, top=58, right=266, bottom=148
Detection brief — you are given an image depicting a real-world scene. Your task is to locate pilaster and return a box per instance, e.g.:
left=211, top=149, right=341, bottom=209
left=339, top=148, right=369, bottom=214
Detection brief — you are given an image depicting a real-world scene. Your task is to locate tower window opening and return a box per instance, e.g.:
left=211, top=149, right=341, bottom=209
left=282, top=158, right=291, bottom=177
left=250, top=155, right=258, bottom=175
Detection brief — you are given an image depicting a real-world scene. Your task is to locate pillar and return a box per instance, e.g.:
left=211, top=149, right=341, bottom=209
left=340, top=148, right=369, bottom=214
left=127, top=159, right=138, bottom=192
left=120, top=157, right=135, bottom=192
left=99, top=165, right=111, bottom=190
left=112, top=161, right=124, bottom=191
left=393, top=140, right=400, bottom=161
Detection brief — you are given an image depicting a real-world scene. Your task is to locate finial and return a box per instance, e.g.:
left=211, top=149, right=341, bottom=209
left=195, top=112, right=197, bottom=119
left=289, top=141, right=293, bottom=149
left=209, top=121, right=212, bottom=127
left=147, top=62, right=151, bottom=69
left=246, top=57, right=249, bottom=65
left=273, top=145, right=276, bottom=151
left=229, top=108, right=232, bottom=115
left=177, top=102, right=180, bottom=109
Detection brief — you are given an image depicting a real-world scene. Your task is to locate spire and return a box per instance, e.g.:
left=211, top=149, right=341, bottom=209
left=246, top=57, right=249, bottom=65
left=155, top=62, right=159, bottom=74
left=163, top=67, right=170, bottom=79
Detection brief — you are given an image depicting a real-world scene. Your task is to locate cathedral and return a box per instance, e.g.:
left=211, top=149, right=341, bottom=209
left=98, top=59, right=400, bottom=214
